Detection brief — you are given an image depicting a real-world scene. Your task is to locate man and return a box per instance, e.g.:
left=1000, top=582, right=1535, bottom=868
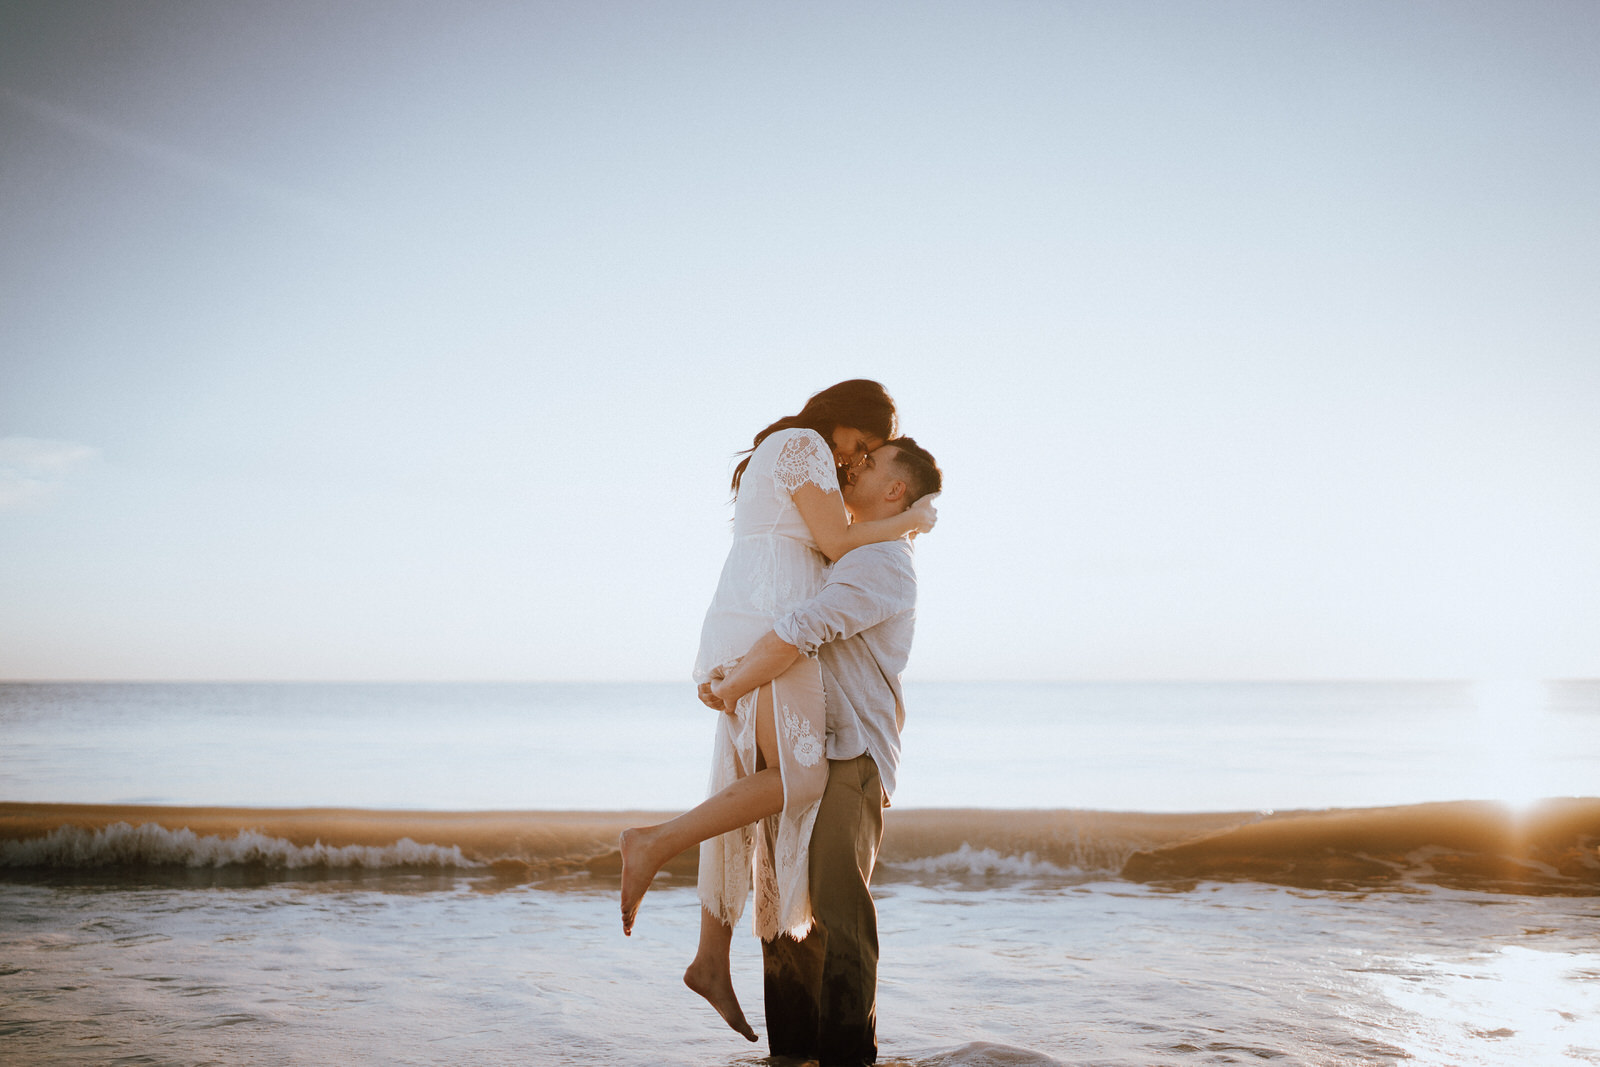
left=701, top=436, right=942, bottom=1066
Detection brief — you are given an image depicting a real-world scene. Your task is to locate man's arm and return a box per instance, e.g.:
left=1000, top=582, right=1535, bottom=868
left=701, top=631, right=802, bottom=713
left=777, top=543, right=913, bottom=653
left=698, top=543, right=914, bottom=714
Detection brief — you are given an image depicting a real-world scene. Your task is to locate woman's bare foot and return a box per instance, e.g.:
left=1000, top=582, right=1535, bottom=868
left=619, top=827, right=660, bottom=935
left=683, top=957, right=758, bottom=1042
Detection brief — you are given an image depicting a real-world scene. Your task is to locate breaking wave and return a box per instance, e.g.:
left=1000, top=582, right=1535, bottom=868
left=2, top=799, right=1596, bottom=893
left=886, top=843, right=1082, bottom=880
left=0, top=822, right=480, bottom=870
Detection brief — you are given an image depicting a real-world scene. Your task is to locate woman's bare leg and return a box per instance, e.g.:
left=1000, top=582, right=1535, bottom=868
left=683, top=906, right=756, bottom=1041
left=619, top=768, right=782, bottom=934
left=620, top=680, right=784, bottom=1040
left=681, top=684, right=782, bottom=1039
left=622, top=681, right=786, bottom=934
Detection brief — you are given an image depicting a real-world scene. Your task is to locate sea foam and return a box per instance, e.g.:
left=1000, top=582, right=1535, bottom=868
left=887, top=843, right=1084, bottom=880
left=0, top=822, right=481, bottom=870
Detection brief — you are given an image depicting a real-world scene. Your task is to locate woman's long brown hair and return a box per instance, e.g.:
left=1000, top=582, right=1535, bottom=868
left=730, top=379, right=898, bottom=496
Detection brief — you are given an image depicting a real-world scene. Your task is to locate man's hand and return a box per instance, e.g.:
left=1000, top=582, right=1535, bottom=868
left=697, top=633, right=800, bottom=718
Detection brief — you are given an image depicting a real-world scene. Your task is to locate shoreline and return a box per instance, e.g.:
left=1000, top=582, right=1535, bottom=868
left=3, top=799, right=1596, bottom=894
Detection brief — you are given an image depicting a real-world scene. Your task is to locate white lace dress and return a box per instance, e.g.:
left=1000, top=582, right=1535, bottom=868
left=693, top=427, right=837, bottom=940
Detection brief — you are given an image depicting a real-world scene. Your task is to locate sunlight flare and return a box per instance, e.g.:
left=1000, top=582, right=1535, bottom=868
left=1472, top=679, right=1549, bottom=811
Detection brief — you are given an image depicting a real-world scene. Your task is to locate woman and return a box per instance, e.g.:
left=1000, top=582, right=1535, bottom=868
left=620, top=379, right=936, bottom=1041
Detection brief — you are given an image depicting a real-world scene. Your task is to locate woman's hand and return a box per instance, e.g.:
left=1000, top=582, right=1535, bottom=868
left=906, top=491, right=939, bottom=535
left=699, top=664, right=741, bottom=716
left=709, top=677, right=740, bottom=716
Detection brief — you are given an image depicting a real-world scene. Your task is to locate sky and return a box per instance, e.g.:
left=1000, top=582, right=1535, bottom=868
left=1, top=0, right=1597, bottom=683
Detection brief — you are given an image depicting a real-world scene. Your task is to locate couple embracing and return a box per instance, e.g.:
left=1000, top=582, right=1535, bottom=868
left=621, top=379, right=943, bottom=1066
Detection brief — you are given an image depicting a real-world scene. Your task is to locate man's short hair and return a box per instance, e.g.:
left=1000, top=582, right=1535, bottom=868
left=885, top=436, right=942, bottom=505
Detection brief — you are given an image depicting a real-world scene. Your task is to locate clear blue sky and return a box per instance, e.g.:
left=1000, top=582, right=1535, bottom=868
left=3, top=1, right=1597, bottom=681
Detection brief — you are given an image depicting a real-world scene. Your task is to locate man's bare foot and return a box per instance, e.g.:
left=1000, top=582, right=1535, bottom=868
left=683, top=958, right=758, bottom=1042
left=619, top=827, right=658, bottom=936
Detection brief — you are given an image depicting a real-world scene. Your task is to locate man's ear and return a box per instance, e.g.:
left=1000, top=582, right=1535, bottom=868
left=885, top=480, right=907, bottom=502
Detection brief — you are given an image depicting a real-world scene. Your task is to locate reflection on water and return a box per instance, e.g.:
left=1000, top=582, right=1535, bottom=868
left=1364, top=945, right=1600, bottom=1067
left=2, top=878, right=1597, bottom=1066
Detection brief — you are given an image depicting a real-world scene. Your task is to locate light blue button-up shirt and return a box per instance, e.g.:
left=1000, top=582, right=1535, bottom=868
left=773, top=537, right=917, bottom=800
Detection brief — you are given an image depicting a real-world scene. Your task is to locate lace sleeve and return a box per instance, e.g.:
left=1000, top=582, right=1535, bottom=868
left=771, top=429, right=840, bottom=496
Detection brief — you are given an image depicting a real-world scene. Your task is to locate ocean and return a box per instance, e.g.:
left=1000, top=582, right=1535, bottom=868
left=2, top=680, right=1598, bottom=1066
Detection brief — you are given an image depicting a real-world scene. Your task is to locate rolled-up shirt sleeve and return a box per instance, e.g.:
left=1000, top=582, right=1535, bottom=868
left=773, top=544, right=914, bottom=655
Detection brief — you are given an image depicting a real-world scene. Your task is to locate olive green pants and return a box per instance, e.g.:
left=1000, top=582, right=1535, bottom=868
left=761, top=754, right=884, bottom=1066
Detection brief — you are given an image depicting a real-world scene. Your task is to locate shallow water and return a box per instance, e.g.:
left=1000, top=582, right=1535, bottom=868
left=3, top=875, right=1597, bottom=1066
